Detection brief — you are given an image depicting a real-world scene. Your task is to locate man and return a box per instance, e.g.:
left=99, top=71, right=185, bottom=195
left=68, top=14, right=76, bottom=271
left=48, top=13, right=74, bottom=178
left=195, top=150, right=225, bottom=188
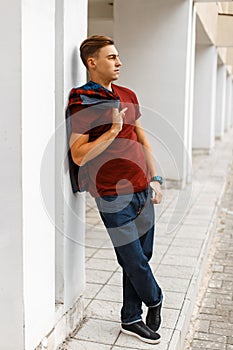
left=66, top=35, right=163, bottom=344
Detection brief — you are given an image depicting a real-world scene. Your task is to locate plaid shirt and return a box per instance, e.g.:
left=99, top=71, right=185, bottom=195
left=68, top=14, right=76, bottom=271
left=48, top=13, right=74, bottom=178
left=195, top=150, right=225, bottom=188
left=65, top=81, right=120, bottom=193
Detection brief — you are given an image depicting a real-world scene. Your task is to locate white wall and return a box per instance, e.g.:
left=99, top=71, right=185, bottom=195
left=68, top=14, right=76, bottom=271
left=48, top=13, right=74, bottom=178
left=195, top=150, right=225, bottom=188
left=22, top=0, right=56, bottom=349
left=215, top=64, right=227, bottom=138
left=0, top=1, right=24, bottom=349
left=225, top=74, right=232, bottom=131
left=193, top=44, right=217, bottom=150
left=114, top=0, right=194, bottom=186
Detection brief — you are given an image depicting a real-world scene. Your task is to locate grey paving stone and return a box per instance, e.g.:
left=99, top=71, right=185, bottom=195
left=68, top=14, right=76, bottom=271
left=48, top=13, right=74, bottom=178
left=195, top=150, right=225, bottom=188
left=84, top=283, right=103, bottom=299
left=193, top=331, right=226, bottom=343
left=74, top=318, right=120, bottom=345
left=66, top=339, right=111, bottom=350
left=156, top=275, right=190, bottom=293
left=193, top=319, right=210, bottom=333
left=86, top=299, right=121, bottom=322
left=86, top=257, right=118, bottom=272
left=156, top=264, right=194, bottom=279
left=191, top=339, right=226, bottom=349
left=86, top=269, right=113, bottom=284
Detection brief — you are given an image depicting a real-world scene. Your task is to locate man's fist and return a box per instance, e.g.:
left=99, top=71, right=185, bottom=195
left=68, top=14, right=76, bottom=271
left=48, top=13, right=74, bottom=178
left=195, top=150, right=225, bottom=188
left=112, top=107, right=128, bottom=133
left=150, top=181, right=163, bottom=204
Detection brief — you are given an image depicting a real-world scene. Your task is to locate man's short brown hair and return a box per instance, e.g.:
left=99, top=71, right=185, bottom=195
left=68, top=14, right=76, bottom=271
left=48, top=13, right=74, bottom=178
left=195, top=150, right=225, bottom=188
left=80, top=35, right=114, bottom=68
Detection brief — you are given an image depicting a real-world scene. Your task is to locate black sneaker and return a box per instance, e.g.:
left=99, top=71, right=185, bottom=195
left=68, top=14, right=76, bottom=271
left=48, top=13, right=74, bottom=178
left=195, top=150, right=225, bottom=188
left=121, top=320, right=161, bottom=344
left=146, top=301, right=162, bottom=332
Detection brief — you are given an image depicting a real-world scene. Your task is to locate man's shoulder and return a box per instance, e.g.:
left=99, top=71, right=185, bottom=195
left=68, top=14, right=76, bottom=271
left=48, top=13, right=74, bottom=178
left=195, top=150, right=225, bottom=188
left=112, top=83, right=137, bottom=96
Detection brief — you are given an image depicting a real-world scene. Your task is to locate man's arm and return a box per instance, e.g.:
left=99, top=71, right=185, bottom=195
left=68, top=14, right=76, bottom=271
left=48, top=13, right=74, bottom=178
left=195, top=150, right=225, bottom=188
left=70, top=107, right=127, bottom=166
left=134, top=119, right=162, bottom=204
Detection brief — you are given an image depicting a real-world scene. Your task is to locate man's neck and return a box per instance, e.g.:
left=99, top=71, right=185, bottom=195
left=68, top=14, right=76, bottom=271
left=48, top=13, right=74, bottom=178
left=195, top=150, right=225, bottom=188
left=89, top=77, right=112, bottom=91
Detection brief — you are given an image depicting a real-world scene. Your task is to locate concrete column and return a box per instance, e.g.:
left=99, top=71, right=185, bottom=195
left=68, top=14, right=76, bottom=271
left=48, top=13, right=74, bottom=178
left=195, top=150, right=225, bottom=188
left=0, top=1, right=24, bottom=348
left=232, top=80, right=233, bottom=127
left=193, top=44, right=217, bottom=151
left=63, top=0, right=87, bottom=311
left=22, top=1, right=56, bottom=349
left=114, top=0, right=195, bottom=187
left=225, top=74, right=232, bottom=131
left=0, top=0, right=87, bottom=349
left=215, top=64, right=227, bottom=139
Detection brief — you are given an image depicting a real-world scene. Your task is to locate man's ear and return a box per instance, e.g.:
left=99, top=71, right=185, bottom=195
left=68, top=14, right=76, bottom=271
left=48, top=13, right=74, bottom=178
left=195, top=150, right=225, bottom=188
left=87, top=57, right=96, bottom=70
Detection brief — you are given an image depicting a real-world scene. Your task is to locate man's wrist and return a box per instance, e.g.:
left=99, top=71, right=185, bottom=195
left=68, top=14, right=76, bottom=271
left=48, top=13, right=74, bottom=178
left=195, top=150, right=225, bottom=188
left=150, top=175, right=163, bottom=185
left=110, top=126, right=120, bottom=136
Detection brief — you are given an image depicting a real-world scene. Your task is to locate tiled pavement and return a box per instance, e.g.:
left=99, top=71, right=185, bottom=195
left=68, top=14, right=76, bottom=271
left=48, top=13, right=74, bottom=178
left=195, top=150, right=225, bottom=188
left=63, top=128, right=233, bottom=350
left=183, top=161, right=233, bottom=350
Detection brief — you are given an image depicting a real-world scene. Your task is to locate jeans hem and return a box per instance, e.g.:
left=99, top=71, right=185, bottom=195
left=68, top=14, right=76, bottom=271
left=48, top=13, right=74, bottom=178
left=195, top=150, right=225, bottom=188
left=148, top=300, right=162, bottom=308
left=121, top=318, right=142, bottom=325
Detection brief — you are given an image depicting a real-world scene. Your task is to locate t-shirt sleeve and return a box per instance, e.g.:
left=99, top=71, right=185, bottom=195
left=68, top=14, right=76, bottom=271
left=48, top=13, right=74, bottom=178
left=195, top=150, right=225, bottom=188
left=130, top=90, right=141, bottom=120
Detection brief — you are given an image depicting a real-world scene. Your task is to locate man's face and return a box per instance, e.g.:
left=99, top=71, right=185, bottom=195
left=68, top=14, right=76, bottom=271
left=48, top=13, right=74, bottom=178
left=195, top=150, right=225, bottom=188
left=89, top=45, right=122, bottom=82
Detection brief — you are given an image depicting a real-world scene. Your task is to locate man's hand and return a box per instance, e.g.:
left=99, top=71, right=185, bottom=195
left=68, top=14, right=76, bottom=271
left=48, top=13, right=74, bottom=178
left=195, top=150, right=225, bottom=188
left=150, top=181, right=163, bottom=204
left=111, top=107, right=128, bottom=133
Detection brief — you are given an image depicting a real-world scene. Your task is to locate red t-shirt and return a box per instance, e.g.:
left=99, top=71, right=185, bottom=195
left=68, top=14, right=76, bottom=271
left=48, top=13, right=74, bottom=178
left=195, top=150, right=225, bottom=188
left=70, top=83, right=149, bottom=197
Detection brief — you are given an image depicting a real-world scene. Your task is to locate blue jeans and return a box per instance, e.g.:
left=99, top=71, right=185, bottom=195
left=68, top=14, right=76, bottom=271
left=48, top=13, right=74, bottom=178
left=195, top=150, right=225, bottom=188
left=95, top=187, right=163, bottom=324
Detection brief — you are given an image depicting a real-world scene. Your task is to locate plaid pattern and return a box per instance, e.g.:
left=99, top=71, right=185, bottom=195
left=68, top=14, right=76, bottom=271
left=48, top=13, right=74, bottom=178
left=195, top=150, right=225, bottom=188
left=65, top=81, right=120, bottom=193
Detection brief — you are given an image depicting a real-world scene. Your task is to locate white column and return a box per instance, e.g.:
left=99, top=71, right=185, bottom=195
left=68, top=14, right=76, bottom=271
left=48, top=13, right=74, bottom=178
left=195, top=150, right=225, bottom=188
left=0, top=1, right=24, bottom=348
left=114, top=0, right=195, bottom=187
left=215, top=64, right=227, bottom=139
left=193, top=44, right=217, bottom=150
left=232, top=80, right=233, bottom=127
left=63, top=0, right=87, bottom=310
left=22, top=1, right=56, bottom=349
left=225, top=74, right=232, bottom=131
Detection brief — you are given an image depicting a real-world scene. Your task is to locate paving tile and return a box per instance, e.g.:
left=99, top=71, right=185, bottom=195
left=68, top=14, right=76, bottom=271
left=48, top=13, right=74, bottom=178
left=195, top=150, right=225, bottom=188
left=95, top=284, right=122, bottom=303
left=107, top=271, right=122, bottom=286
left=171, top=238, right=204, bottom=249
left=86, top=258, right=118, bottom=272
left=161, top=308, right=180, bottom=329
left=166, top=245, right=201, bottom=257
left=84, top=298, right=92, bottom=310
left=163, top=291, right=185, bottom=309
left=85, top=247, right=97, bottom=258
left=67, top=339, right=111, bottom=350
left=175, top=225, right=207, bottom=238
left=92, top=248, right=116, bottom=260
left=85, top=238, right=108, bottom=249
left=161, top=254, right=198, bottom=267
left=157, top=275, right=190, bottom=293
left=74, top=318, right=120, bottom=345
left=84, top=283, right=103, bottom=299
left=86, top=299, right=121, bottom=322
left=191, top=339, right=226, bottom=349
left=86, top=269, right=113, bottom=284
left=156, top=264, right=194, bottom=279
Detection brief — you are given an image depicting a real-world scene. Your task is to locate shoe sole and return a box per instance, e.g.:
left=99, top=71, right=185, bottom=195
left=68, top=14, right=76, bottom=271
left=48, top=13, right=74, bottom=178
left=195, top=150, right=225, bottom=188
left=121, top=327, right=161, bottom=344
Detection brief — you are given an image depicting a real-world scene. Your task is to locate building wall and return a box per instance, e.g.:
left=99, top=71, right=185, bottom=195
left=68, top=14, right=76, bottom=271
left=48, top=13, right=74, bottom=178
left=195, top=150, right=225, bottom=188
left=0, top=0, right=87, bottom=349
left=114, top=0, right=195, bottom=186
left=0, top=0, right=24, bottom=349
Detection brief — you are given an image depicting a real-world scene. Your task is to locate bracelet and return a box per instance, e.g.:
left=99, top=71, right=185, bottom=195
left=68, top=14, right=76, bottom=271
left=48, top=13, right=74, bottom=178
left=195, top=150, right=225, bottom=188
left=150, top=175, right=163, bottom=185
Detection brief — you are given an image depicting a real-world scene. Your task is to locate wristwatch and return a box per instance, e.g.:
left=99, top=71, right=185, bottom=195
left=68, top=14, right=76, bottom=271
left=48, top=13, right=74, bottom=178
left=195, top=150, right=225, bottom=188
left=150, top=175, right=163, bottom=185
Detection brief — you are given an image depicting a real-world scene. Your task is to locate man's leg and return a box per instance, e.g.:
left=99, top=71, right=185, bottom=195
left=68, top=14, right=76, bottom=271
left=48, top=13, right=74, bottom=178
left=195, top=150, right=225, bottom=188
left=95, top=189, right=162, bottom=324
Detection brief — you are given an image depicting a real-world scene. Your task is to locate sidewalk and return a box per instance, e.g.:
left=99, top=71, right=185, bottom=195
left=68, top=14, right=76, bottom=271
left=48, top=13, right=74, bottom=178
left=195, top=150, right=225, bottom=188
left=183, top=161, right=233, bottom=350
left=63, top=127, right=233, bottom=350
